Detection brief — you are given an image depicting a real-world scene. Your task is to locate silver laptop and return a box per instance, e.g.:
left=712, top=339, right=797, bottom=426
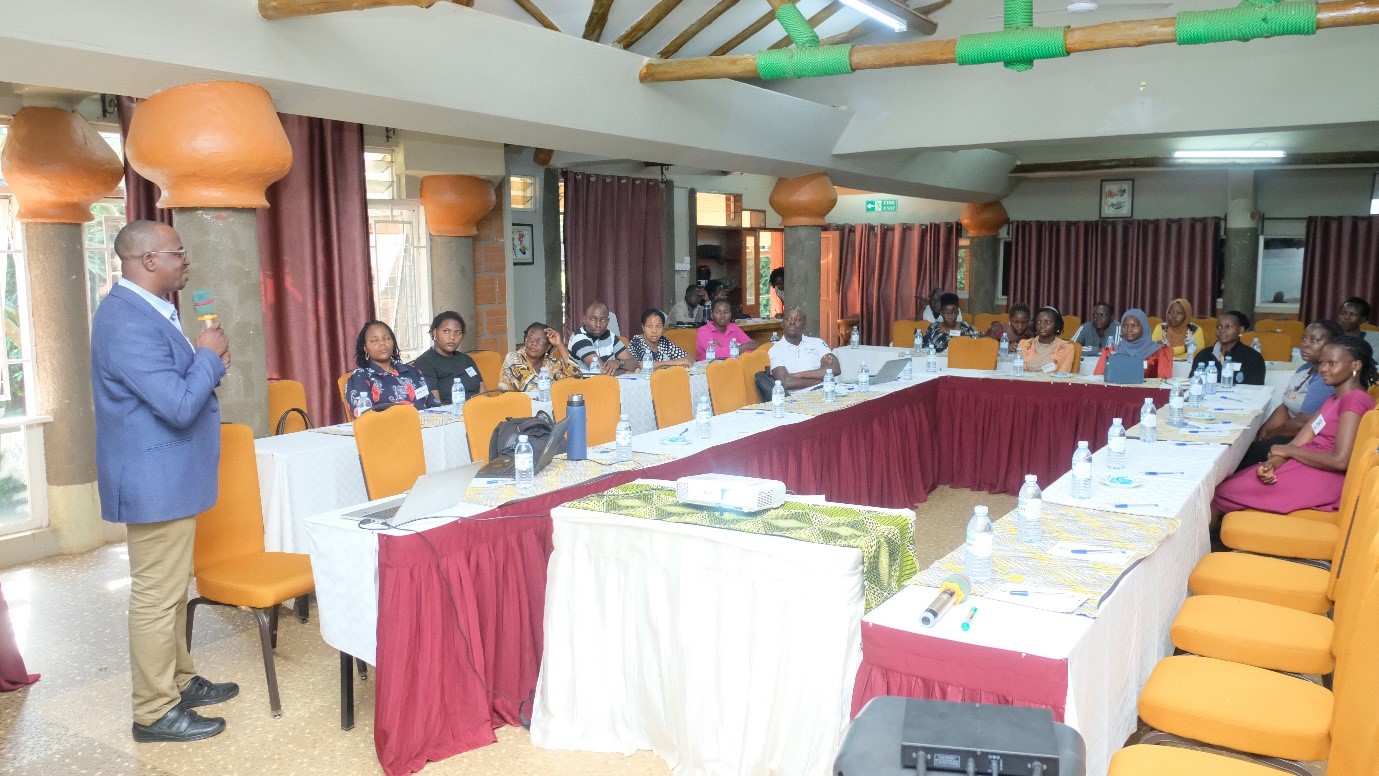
left=344, top=461, right=484, bottom=524
left=842, top=358, right=911, bottom=386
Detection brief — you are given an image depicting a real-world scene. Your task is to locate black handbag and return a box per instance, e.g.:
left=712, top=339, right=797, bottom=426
left=488, top=411, right=565, bottom=460
left=753, top=368, right=776, bottom=403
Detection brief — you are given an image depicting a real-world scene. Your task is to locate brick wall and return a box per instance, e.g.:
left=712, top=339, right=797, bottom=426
left=473, top=207, right=509, bottom=353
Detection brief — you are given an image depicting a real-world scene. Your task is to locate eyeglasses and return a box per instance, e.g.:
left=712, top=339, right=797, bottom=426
left=145, top=248, right=187, bottom=259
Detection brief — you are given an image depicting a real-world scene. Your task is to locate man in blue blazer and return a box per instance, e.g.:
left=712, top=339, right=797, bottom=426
left=92, top=221, right=236, bottom=742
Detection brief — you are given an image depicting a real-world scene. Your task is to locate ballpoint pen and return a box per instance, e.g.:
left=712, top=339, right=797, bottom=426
left=960, top=607, right=979, bottom=631
left=1142, top=471, right=1184, bottom=476
left=1112, top=502, right=1160, bottom=509
left=1070, top=548, right=1123, bottom=555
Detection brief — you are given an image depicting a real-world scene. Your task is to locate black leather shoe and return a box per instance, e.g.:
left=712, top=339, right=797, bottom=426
left=132, top=706, right=225, bottom=743
left=179, top=675, right=240, bottom=709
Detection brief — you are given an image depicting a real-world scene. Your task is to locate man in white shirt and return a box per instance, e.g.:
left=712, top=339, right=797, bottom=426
left=567, top=301, right=635, bottom=374
left=769, top=307, right=840, bottom=394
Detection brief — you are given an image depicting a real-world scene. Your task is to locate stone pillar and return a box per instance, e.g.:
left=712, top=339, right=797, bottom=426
left=124, top=81, right=293, bottom=438
left=1222, top=170, right=1259, bottom=319
left=769, top=173, right=837, bottom=339
left=0, top=106, right=124, bottom=552
left=419, top=175, right=497, bottom=352
left=960, top=201, right=1010, bottom=316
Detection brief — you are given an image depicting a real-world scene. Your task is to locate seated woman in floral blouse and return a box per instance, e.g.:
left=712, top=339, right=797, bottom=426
left=628, top=308, right=692, bottom=369
left=498, top=321, right=583, bottom=392
left=920, top=293, right=976, bottom=353
left=345, top=320, right=439, bottom=417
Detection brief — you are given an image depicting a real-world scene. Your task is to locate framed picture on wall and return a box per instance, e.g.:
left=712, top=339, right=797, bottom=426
left=1100, top=179, right=1134, bottom=218
left=511, top=223, right=535, bottom=265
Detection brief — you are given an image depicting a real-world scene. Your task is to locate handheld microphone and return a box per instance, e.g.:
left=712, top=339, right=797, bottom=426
left=191, top=289, right=218, bottom=330
left=920, top=573, right=971, bottom=628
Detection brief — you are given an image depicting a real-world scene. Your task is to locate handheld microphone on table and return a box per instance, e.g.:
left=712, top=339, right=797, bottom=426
left=920, top=573, right=971, bottom=628
left=191, top=289, right=218, bottom=330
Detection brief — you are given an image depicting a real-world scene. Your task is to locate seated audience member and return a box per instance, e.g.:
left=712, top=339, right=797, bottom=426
left=1213, top=336, right=1376, bottom=514
left=696, top=299, right=758, bottom=361
left=345, top=320, right=439, bottom=417
left=1238, top=321, right=1343, bottom=469
left=768, top=267, right=785, bottom=317
left=1338, top=296, right=1379, bottom=351
left=1071, top=301, right=1120, bottom=350
left=1191, top=310, right=1266, bottom=385
left=668, top=284, right=707, bottom=325
left=628, top=308, right=692, bottom=368
left=414, top=311, right=485, bottom=405
left=920, top=287, right=964, bottom=324
left=498, top=322, right=582, bottom=392
left=568, top=301, right=636, bottom=374
left=1016, top=307, right=1076, bottom=372
left=985, top=304, right=1033, bottom=352
left=769, top=307, right=841, bottom=394
left=1152, top=297, right=1206, bottom=357
left=920, top=293, right=977, bottom=352
left=1093, top=309, right=1172, bottom=378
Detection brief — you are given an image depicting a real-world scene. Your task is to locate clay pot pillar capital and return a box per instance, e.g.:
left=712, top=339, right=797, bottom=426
left=769, top=172, right=837, bottom=227
left=959, top=201, right=1010, bottom=237
left=0, top=107, right=124, bottom=223
left=419, top=175, right=497, bottom=237
left=124, top=81, right=293, bottom=209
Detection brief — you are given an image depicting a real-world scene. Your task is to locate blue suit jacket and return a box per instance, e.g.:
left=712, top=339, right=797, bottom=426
left=91, top=284, right=227, bottom=524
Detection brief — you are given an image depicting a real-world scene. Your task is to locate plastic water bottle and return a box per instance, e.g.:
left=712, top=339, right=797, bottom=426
left=823, top=368, right=836, bottom=403
left=1204, top=363, right=1217, bottom=396
left=1252, top=337, right=1262, bottom=354
left=588, top=353, right=602, bottom=374
left=965, top=506, right=994, bottom=584
left=1188, top=370, right=1204, bottom=407
left=1017, top=475, right=1042, bottom=544
left=1140, top=398, right=1158, bottom=443
left=1167, top=386, right=1186, bottom=427
left=1107, top=418, right=1127, bottom=470
left=858, top=361, right=871, bottom=392
left=1185, top=337, right=1197, bottom=361
left=514, top=434, right=535, bottom=494
left=1012, top=352, right=1025, bottom=375
left=913, top=330, right=923, bottom=357
left=615, top=414, right=632, bottom=462
left=926, top=345, right=939, bottom=374
left=770, top=331, right=780, bottom=343
left=771, top=379, right=785, bottom=418
left=900, top=357, right=914, bottom=381
left=1220, top=356, right=1234, bottom=390
left=451, top=378, right=465, bottom=414
left=1070, top=441, right=1093, bottom=499
left=695, top=396, right=712, bottom=439
left=999, top=332, right=1009, bottom=360
left=706, top=342, right=717, bottom=362
left=729, top=339, right=740, bottom=359
left=537, top=366, right=551, bottom=402
left=850, top=326, right=860, bottom=349
left=642, top=352, right=654, bottom=374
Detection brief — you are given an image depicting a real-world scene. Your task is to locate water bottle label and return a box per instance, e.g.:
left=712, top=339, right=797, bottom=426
left=1073, top=462, right=1092, bottom=479
left=1142, top=414, right=1158, bottom=428
left=515, top=452, right=533, bottom=470
left=1021, top=499, right=1042, bottom=520
left=1109, top=437, right=1126, bottom=454
left=1169, top=396, right=1185, bottom=409
left=967, top=532, right=993, bottom=556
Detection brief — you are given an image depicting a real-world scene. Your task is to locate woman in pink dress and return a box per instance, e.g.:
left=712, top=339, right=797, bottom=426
left=1213, top=336, right=1377, bottom=514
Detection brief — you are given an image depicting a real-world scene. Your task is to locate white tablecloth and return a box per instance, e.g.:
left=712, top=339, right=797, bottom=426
left=532, top=493, right=918, bottom=776
left=532, top=371, right=711, bottom=435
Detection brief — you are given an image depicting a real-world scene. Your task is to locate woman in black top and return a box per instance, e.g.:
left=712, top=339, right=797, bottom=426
left=1191, top=310, right=1267, bottom=385
left=413, top=311, right=487, bottom=404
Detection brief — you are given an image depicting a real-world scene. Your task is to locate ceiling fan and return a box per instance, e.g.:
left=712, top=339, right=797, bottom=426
left=985, top=0, right=1170, bottom=16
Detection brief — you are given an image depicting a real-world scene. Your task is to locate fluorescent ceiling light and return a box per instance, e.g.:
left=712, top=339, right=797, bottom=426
left=840, top=0, right=908, bottom=31
left=1172, top=150, right=1286, bottom=160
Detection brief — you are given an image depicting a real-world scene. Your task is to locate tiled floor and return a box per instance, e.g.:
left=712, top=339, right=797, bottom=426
left=0, top=487, right=1009, bottom=776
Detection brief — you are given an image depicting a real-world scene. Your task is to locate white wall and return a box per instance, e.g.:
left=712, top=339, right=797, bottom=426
left=828, top=194, right=966, bottom=224
left=506, top=147, right=551, bottom=331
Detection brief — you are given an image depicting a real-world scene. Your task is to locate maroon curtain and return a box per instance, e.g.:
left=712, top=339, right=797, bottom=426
left=258, top=114, right=374, bottom=427
left=562, top=173, right=664, bottom=334
left=1010, top=218, right=1219, bottom=319
left=116, top=97, right=173, bottom=226
left=833, top=222, right=960, bottom=344
left=1300, top=216, right=1379, bottom=324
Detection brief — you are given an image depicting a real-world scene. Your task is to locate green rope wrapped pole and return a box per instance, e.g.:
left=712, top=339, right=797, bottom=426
left=774, top=3, right=821, bottom=47
left=955, top=27, right=1069, bottom=68
left=756, top=45, right=855, bottom=79
left=1002, top=0, right=1036, bottom=70
left=1175, top=0, right=1317, bottom=43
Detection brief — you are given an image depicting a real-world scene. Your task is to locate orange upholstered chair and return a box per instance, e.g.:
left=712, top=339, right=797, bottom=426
left=353, top=404, right=425, bottom=500
left=268, top=379, right=311, bottom=434
left=1193, top=317, right=1218, bottom=347
left=1242, top=331, right=1292, bottom=361
left=664, top=328, right=698, bottom=359
left=467, top=350, right=503, bottom=392
left=1060, top=314, right=1082, bottom=338
left=946, top=337, right=999, bottom=370
left=462, top=392, right=533, bottom=462
left=187, top=423, right=314, bottom=717
left=650, top=366, right=694, bottom=429
left=738, top=349, right=772, bottom=401
left=706, top=359, right=749, bottom=415
left=337, top=373, right=352, bottom=418
left=970, top=313, right=998, bottom=334
left=891, top=320, right=928, bottom=348
left=1255, top=319, right=1305, bottom=348
left=552, top=374, right=621, bottom=446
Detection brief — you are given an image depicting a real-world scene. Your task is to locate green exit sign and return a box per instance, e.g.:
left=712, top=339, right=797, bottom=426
left=865, top=199, right=899, bottom=212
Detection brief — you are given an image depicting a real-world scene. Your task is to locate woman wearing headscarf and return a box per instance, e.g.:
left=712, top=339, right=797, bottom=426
left=1093, top=309, right=1173, bottom=378
left=1151, top=297, right=1205, bottom=357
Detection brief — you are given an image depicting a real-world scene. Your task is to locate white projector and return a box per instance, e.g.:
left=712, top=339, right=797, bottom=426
left=674, top=474, right=787, bottom=513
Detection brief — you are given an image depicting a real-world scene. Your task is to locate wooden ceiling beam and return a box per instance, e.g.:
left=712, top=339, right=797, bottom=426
left=657, top=0, right=741, bottom=57
left=709, top=1, right=792, bottom=57
left=613, top=0, right=688, bottom=49
left=583, top=0, right=617, bottom=40
left=643, top=0, right=1379, bottom=81
left=259, top=0, right=455, bottom=19
left=512, top=0, right=563, bottom=31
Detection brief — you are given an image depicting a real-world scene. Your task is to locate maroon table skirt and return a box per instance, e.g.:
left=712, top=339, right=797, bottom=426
left=373, top=376, right=1161, bottom=774
left=0, top=583, right=39, bottom=692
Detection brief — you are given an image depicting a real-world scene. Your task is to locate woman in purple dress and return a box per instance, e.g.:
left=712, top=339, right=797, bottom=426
left=1213, top=336, right=1377, bottom=514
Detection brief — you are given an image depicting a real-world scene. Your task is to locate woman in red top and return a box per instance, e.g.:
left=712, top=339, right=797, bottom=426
left=1094, top=309, right=1173, bottom=378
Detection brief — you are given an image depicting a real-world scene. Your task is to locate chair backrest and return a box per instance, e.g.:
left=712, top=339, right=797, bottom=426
left=650, top=366, right=694, bottom=429
left=664, top=327, right=698, bottom=358
left=946, top=337, right=999, bottom=370
left=1330, top=464, right=1379, bottom=649
left=462, top=392, right=533, bottom=462
left=1069, top=341, right=1083, bottom=372
left=1242, top=331, right=1291, bottom=361
left=1370, top=384, right=1379, bottom=404
left=1061, top=315, right=1082, bottom=338
left=891, top=320, right=926, bottom=348
left=739, top=348, right=772, bottom=399
left=551, top=374, right=621, bottom=446
left=354, top=404, right=425, bottom=500
left=337, top=373, right=352, bottom=417
left=1326, top=541, right=1379, bottom=776
left=1193, top=318, right=1218, bottom=347
left=1148, top=315, right=1164, bottom=332
left=1255, top=319, right=1306, bottom=347
left=971, top=313, right=1000, bottom=334
left=706, top=359, right=749, bottom=415
left=468, top=350, right=503, bottom=391
left=194, top=423, right=266, bottom=574
left=268, top=379, right=310, bottom=434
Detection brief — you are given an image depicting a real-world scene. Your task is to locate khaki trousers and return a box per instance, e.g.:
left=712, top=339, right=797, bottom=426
left=126, top=516, right=198, bottom=725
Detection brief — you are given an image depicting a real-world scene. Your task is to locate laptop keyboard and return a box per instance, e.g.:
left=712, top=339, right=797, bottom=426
left=345, top=497, right=405, bottom=521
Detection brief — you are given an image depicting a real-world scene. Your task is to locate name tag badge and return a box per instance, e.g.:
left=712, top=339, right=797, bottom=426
left=465, top=367, right=478, bottom=377
left=1041, top=362, right=1057, bottom=373
left=1312, top=414, right=1326, bottom=434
